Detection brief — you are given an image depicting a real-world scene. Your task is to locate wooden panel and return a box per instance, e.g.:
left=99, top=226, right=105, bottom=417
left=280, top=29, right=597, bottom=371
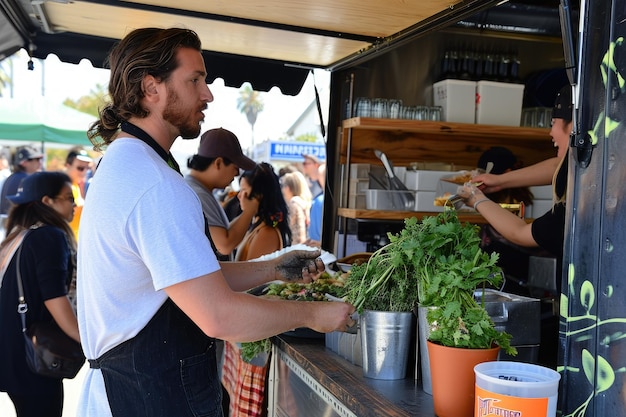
left=45, top=2, right=369, bottom=66
left=340, top=118, right=555, bottom=167
left=134, top=0, right=468, bottom=38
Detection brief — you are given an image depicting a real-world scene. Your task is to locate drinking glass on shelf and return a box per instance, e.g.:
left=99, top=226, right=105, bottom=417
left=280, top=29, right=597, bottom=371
left=429, top=106, right=442, bottom=121
left=389, top=99, right=403, bottom=119
left=401, top=106, right=414, bottom=120
left=354, top=97, right=371, bottom=117
left=535, top=108, right=548, bottom=128
left=521, top=108, right=536, bottom=127
left=371, top=98, right=389, bottom=118
left=415, top=106, right=429, bottom=120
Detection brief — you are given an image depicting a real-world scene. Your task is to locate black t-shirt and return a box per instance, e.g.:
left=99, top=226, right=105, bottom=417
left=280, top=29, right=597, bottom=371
left=0, top=226, right=71, bottom=393
left=530, top=157, right=568, bottom=260
left=531, top=202, right=566, bottom=260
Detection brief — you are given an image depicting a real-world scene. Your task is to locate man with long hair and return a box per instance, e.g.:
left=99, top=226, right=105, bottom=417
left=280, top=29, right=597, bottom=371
left=77, top=28, right=355, bottom=417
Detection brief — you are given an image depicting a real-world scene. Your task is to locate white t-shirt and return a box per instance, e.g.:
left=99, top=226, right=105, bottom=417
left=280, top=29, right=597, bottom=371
left=76, top=138, right=220, bottom=416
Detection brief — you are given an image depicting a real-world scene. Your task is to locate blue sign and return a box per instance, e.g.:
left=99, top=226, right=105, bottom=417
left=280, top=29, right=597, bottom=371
left=269, top=141, right=326, bottom=162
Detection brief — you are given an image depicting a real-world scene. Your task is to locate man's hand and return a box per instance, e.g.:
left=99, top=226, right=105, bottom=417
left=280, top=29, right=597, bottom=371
left=274, top=250, right=325, bottom=283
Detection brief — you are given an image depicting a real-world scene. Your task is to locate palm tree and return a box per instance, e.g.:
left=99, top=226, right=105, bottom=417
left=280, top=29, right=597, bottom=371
left=0, top=58, right=13, bottom=97
left=63, top=83, right=109, bottom=116
left=236, top=84, right=264, bottom=150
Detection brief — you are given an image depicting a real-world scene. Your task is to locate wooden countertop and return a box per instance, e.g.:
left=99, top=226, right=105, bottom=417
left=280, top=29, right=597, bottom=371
left=273, top=335, right=435, bottom=417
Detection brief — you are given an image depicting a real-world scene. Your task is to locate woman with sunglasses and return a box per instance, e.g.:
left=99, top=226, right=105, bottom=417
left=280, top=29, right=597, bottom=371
left=0, top=171, right=80, bottom=417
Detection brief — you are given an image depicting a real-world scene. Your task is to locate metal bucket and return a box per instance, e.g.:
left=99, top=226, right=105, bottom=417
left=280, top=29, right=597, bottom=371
left=361, top=310, right=414, bottom=380
left=417, top=305, right=436, bottom=394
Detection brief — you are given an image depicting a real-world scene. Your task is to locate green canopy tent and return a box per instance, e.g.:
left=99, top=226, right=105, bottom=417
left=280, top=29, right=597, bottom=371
left=0, top=98, right=95, bottom=146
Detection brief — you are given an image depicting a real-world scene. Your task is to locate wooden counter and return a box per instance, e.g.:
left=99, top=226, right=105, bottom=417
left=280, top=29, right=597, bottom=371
left=272, top=335, right=435, bottom=417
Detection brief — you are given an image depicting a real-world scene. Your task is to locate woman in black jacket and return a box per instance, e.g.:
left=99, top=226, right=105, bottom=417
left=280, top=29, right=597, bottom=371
left=0, top=171, right=80, bottom=417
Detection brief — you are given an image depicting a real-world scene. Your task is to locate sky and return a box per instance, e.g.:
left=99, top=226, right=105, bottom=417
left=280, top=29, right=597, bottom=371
left=2, top=49, right=330, bottom=160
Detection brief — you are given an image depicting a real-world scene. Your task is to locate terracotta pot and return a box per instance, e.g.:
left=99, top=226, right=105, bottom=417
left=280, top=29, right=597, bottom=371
left=427, top=340, right=499, bottom=417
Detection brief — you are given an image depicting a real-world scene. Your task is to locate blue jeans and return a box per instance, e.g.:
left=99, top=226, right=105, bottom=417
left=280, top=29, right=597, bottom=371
left=89, top=299, right=222, bottom=417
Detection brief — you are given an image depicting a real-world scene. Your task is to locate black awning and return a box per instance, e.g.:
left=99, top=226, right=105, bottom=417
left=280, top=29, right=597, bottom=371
left=19, top=30, right=310, bottom=96
left=29, top=31, right=310, bottom=96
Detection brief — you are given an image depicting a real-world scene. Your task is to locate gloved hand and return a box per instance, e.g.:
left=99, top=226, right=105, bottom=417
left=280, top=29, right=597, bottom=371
left=456, top=182, right=488, bottom=209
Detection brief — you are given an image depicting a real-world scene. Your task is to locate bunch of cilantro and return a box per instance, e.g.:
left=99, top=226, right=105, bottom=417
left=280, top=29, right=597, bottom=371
left=343, top=211, right=515, bottom=354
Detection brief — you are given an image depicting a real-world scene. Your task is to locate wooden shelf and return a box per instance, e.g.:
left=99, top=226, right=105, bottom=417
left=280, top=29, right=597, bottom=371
left=340, top=117, right=555, bottom=167
left=342, top=117, right=551, bottom=139
left=338, top=208, right=491, bottom=224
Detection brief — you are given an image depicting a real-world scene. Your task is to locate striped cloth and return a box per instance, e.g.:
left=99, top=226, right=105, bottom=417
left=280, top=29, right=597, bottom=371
left=221, top=341, right=270, bottom=417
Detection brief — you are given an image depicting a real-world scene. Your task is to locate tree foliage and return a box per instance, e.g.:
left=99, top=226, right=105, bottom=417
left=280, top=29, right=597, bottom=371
left=0, top=58, right=13, bottom=97
left=63, top=83, right=108, bottom=117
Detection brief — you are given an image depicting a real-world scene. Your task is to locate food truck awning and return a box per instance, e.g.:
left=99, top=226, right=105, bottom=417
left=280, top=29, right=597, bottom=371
left=0, top=0, right=564, bottom=95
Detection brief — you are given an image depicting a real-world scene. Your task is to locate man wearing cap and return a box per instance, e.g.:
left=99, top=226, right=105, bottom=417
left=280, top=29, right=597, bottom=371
left=0, top=145, right=43, bottom=216
left=301, top=153, right=323, bottom=198
left=185, top=128, right=258, bottom=260
left=65, top=148, right=93, bottom=239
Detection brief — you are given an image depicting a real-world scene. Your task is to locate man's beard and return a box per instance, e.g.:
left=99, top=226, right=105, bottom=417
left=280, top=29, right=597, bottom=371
left=163, top=86, right=202, bottom=139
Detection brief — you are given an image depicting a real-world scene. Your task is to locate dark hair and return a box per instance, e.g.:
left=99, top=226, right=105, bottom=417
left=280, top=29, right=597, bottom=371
left=240, top=162, right=291, bottom=246
left=88, top=28, right=203, bottom=150
left=187, top=155, right=232, bottom=172
left=1, top=172, right=76, bottom=252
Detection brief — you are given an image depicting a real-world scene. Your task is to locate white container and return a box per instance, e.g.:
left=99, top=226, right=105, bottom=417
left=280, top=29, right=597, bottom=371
left=365, top=189, right=415, bottom=211
left=414, top=191, right=444, bottom=212
left=475, top=81, right=524, bottom=126
left=433, top=79, right=476, bottom=123
left=393, top=166, right=406, bottom=183
left=350, top=163, right=371, bottom=179
left=475, top=361, right=561, bottom=417
left=404, top=170, right=451, bottom=191
left=348, top=193, right=366, bottom=209
left=349, top=178, right=370, bottom=194
left=530, top=185, right=553, bottom=200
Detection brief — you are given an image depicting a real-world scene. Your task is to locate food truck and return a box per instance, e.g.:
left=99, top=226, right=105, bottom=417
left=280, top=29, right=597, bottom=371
left=2, top=0, right=623, bottom=415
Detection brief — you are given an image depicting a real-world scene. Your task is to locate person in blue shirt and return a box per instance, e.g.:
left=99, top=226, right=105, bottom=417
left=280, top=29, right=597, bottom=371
left=307, top=163, right=325, bottom=245
left=0, top=146, right=43, bottom=218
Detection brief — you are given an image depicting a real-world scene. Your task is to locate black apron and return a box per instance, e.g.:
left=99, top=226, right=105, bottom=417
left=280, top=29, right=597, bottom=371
left=88, top=299, right=222, bottom=417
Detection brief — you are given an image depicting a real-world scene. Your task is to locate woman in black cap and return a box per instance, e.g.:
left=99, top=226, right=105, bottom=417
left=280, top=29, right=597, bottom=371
left=0, top=171, right=80, bottom=417
left=464, top=85, right=572, bottom=262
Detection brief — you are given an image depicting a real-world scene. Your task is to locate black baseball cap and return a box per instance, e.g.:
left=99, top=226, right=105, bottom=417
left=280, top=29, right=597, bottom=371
left=197, top=128, right=256, bottom=170
left=552, top=85, right=573, bottom=122
left=7, top=172, right=71, bottom=205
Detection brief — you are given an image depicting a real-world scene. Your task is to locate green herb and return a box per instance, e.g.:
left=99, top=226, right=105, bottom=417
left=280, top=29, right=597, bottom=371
left=239, top=272, right=347, bottom=363
left=343, top=211, right=516, bottom=354
left=240, top=339, right=271, bottom=362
